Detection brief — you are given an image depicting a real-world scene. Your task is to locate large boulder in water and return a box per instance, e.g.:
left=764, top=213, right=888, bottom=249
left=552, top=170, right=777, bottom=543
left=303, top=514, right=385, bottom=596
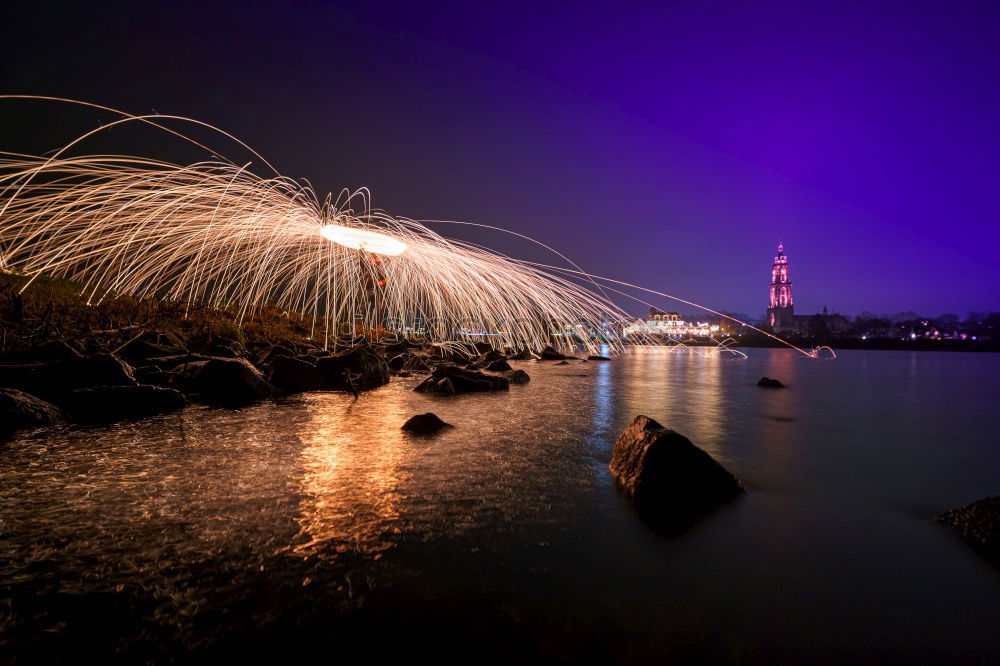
left=414, top=364, right=509, bottom=393
left=61, top=385, right=187, bottom=423
left=0, top=388, right=63, bottom=439
left=937, top=497, right=1000, bottom=558
left=499, top=369, right=530, bottom=384
left=401, top=412, right=454, bottom=434
left=267, top=355, right=330, bottom=394
left=315, top=347, right=390, bottom=392
left=756, top=376, right=785, bottom=388
left=189, top=357, right=275, bottom=406
left=610, top=415, right=745, bottom=530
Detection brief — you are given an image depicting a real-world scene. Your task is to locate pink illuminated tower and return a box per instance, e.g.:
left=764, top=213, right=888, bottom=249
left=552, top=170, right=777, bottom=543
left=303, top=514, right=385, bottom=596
left=767, top=242, right=794, bottom=331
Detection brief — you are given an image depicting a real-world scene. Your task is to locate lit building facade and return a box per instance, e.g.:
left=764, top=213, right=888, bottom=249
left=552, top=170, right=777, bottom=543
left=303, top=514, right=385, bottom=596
left=767, top=242, right=795, bottom=332
left=623, top=308, right=721, bottom=337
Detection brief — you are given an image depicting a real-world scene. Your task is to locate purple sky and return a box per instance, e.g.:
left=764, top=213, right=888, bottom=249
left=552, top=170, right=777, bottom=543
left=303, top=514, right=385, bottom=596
left=3, top=1, right=999, bottom=317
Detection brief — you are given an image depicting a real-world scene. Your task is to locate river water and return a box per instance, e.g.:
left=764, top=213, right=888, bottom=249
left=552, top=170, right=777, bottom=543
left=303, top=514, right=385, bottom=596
left=1, top=348, right=998, bottom=663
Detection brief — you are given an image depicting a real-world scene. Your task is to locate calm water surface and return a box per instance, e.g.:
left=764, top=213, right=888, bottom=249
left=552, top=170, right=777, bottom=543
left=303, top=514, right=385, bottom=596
left=1, top=349, right=998, bottom=663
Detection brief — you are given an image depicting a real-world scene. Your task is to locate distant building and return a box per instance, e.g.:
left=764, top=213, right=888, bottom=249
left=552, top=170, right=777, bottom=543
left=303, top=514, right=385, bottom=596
left=767, top=242, right=795, bottom=332
left=765, top=242, right=849, bottom=336
left=624, top=307, right=720, bottom=337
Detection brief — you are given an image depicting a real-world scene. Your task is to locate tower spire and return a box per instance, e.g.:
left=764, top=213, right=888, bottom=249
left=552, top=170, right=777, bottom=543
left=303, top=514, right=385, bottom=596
left=767, top=241, right=793, bottom=331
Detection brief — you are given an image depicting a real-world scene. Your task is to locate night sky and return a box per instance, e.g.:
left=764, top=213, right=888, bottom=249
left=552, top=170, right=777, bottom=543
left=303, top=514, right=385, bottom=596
left=2, top=1, right=998, bottom=318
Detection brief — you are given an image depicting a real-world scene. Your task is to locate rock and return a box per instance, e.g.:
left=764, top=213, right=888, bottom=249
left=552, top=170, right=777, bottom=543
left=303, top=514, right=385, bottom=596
left=401, top=412, right=454, bottom=434
left=424, top=344, right=474, bottom=364
left=756, top=377, right=785, bottom=388
left=484, top=359, right=513, bottom=372
left=554, top=360, right=570, bottom=365
left=937, top=497, right=1000, bottom=557
left=256, top=342, right=299, bottom=367
left=414, top=364, right=510, bottom=393
left=117, top=339, right=183, bottom=363
left=0, top=353, right=136, bottom=402
left=61, top=385, right=186, bottom=423
left=315, top=347, right=390, bottom=392
left=189, top=357, right=275, bottom=406
left=508, top=349, right=538, bottom=361
left=146, top=353, right=213, bottom=370
left=0, top=388, right=63, bottom=438
left=500, top=369, right=530, bottom=384
left=267, top=355, right=330, bottom=394
left=610, top=415, right=745, bottom=530
left=588, top=355, right=612, bottom=361
left=0, top=340, right=82, bottom=364
left=539, top=346, right=570, bottom=360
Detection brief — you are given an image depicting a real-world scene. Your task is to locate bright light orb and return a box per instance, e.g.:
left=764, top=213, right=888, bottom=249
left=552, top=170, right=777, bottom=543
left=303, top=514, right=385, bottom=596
left=319, top=224, right=407, bottom=256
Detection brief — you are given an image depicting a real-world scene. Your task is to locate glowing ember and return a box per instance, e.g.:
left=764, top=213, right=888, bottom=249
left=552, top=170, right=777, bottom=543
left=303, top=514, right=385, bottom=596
left=319, top=224, right=407, bottom=256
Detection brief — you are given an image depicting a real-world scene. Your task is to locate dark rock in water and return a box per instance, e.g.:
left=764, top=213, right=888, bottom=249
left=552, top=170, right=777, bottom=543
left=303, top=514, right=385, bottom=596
left=540, top=346, right=570, bottom=360
left=401, top=412, right=454, bottom=434
left=554, top=360, right=570, bottom=365
left=61, top=385, right=187, bottom=423
left=268, top=355, right=330, bottom=394
left=500, top=369, right=530, bottom=384
left=315, top=347, right=390, bottom=392
left=0, top=353, right=136, bottom=402
left=0, top=388, right=63, bottom=438
left=610, top=415, right=745, bottom=531
left=588, top=355, right=612, bottom=361
left=756, top=377, right=785, bottom=388
left=189, top=358, right=275, bottom=406
left=508, top=349, right=538, bottom=361
left=937, top=497, right=1000, bottom=557
left=485, top=359, right=513, bottom=372
left=414, top=364, right=509, bottom=393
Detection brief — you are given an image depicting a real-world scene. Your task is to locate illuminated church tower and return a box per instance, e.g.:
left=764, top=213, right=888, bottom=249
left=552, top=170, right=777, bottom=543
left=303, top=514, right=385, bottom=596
left=767, top=241, right=794, bottom=331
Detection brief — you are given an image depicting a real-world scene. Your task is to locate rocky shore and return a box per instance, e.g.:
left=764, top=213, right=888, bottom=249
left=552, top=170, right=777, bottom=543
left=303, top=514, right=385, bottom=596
left=1, top=271, right=604, bottom=438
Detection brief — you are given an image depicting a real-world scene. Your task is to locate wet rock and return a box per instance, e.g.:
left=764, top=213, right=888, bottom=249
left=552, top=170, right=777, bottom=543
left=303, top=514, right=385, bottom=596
left=937, top=497, right=1000, bottom=557
left=554, top=360, right=570, bottom=366
left=484, top=358, right=513, bottom=372
left=756, top=377, right=785, bottom=388
left=588, top=355, right=612, bottom=361
left=61, top=385, right=187, bottom=423
left=0, top=388, right=63, bottom=438
left=267, top=355, right=330, bottom=394
left=499, top=369, right=530, bottom=384
left=315, top=346, right=390, bottom=392
left=610, top=415, right=745, bottom=531
left=401, top=412, right=454, bottom=434
left=189, top=357, right=275, bottom=406
left=414, top=364, right=509, bottom=393
left=508, top=349, right=538, bottom=361
left=539, top=346, right=571, bottom=360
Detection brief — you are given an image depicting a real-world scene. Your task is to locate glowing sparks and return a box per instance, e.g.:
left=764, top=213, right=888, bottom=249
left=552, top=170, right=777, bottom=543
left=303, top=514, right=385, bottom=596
left=0, top=96, right=817, bottom=358
left=319, top=224, right=407, bottom=256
